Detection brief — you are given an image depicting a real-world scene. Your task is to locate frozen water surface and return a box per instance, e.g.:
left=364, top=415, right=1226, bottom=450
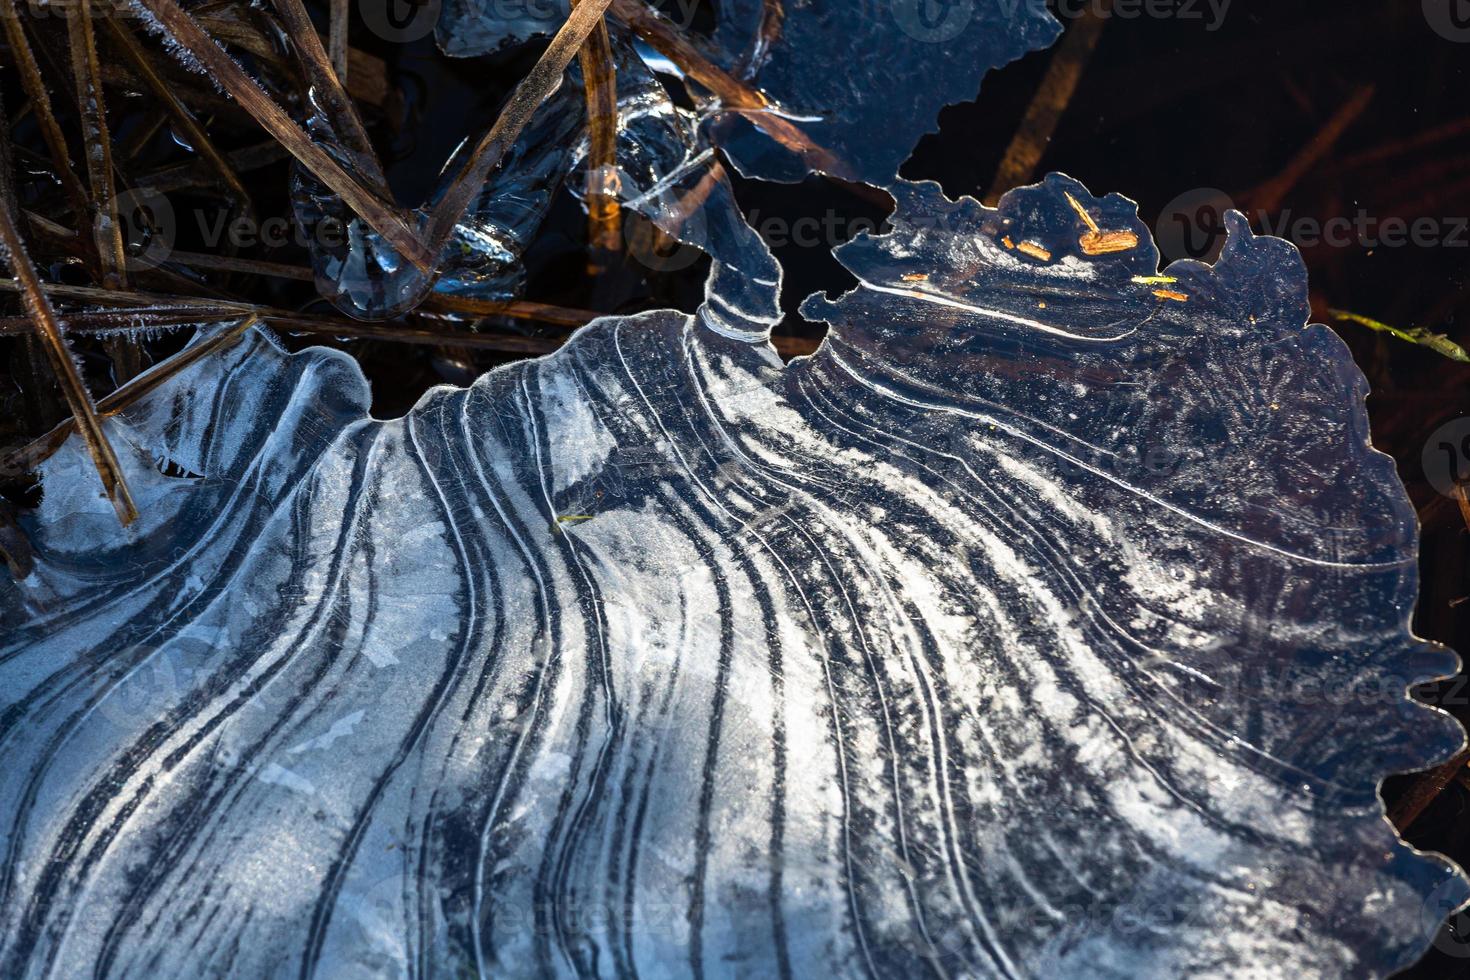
left=699, top=0, right=1059, bottom=183
left=1, top=175, right=1463, bottom=977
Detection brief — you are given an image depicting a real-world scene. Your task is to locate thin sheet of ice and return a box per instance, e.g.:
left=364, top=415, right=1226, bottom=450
left=0, top=176, right=1461, bottom=978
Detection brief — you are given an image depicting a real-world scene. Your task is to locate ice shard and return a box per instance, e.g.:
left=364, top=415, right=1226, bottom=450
left=697, top=0, right=1059, bottom=184
left=0, top=175, right=1462, bottom=977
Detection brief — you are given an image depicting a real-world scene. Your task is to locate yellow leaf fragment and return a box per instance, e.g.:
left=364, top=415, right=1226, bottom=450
left=1016, top=241, right=1052, bottom=261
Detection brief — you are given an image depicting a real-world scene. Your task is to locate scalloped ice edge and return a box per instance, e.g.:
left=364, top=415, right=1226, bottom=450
left=887, top=13, right=1064, bottom=185
left=714, top=3, right=1064, bottom=186
left=1163, top=191, right=1470, bottom=947
left=799, top=172, right=1470, bottom=934
left=432, top=2, right=1063, bottom=187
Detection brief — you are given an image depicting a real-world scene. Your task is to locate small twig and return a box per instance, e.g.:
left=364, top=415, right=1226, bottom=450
left=131, top=0, right=434, bottom=272
left=118, top=108, right=170, bottom=163
left=0, top=278, right=275, bottom=310
left=104, top=19, right=253, bottom=207
left=574, top=0, right=622, bottom=269
left=100, top=61, right=249, bottom=123
left=18, top=209, right=263, bottom=302
left=0, top=198, right=137, bottom=525
left=424, top=0, right=616, bottom=256
left=1329, top=308, right=1469, bottom=363
left=985, top=0, right=1110, bottom=205
left=424, top=294, right=600, bottom=327
left=164, top=251, right=316, bottom=281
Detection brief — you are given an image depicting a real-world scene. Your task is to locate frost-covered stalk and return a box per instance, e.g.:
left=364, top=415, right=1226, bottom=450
left=66, top=0, right=128, bottom=291
left=128, top=0, right=435, bottom=272
left=104, top=20, right=253, bottom=207
left=0, top=201, right=138, bottom=526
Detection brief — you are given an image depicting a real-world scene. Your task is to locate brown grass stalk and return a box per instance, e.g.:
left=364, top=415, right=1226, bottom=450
left=574, top=0, right=621, bottom=266
left=131, top=0, right=435, bottom=271
left=4, top=315, right=259, bottom=474
left=66, top=0, right=128, bottom=289
left=267, top=0, right=384, bottom=185
left=0, top=280, right=601, bottom=332
left=984, top=0, right=1110, bottom=205
left=0, top=198, right=137, bottom=524
left=0, top=0, right=93, bottom=242
left=329, top=0, right=348, bottom=81
left=104, top=19, right=253, bottom=206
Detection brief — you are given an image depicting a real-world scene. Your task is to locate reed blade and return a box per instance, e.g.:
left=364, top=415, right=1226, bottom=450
left=130, top=0, right=435, bottom=272
left=424, top=0, right=615, bottom=255
left=0, top=199, right=137, bottom=525
left=574, top=1, right=621, bottom=267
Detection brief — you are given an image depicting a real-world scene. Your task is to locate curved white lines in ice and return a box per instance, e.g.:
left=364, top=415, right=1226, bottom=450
left=0, top=177, right=1464, bottom=978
